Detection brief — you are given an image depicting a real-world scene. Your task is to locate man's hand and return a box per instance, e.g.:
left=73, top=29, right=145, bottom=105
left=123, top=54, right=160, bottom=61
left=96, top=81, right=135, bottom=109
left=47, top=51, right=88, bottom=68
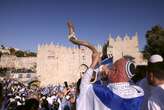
left=63, top=87, right=70, bottom=96
left=90, top=52, right=101, bottom=69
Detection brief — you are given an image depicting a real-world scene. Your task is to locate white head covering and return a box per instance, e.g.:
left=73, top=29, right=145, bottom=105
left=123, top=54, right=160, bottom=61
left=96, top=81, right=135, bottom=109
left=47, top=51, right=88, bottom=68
left=149, top=54, right=163, bottom=63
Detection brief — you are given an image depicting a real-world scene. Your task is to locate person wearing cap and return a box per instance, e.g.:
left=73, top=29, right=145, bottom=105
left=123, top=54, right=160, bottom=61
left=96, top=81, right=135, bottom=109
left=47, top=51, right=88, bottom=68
left=146, top=54, right=164, bottom=110
left=76, top=52, right=144, bottom=110
left=138, top=76, right=153, bottom=110
left=138, top=54, right=163, bottom=110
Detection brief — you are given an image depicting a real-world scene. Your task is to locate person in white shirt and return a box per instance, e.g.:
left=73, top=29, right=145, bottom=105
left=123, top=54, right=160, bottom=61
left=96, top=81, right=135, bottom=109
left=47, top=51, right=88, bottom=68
left=138, top=54, right=163, bottom=110
left=146, top=55, right=164, bottom=110
left=67, top=21, right=144, bottom=110
left=77, top=57, right=144, bottom=110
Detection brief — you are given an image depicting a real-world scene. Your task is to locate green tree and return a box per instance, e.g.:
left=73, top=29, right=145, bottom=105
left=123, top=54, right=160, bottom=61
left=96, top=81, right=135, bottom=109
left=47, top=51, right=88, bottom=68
left=28, top=52, right=37, bottom=57
left=15, top=50, right=25, bottom=57
left=143, top=25, right=164, bottom=59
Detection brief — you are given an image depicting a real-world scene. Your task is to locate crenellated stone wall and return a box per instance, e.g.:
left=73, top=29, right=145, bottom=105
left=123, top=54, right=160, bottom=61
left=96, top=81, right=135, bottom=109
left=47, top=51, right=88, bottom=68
left=0, top=33, right=146, bottom=86
left=107, top=33, right=146, bottom=65
left=37, top=33, right=146, bottom=86
left=37, top=43, right=102, bottom=85
left=0, top=55, right=37, bottom=69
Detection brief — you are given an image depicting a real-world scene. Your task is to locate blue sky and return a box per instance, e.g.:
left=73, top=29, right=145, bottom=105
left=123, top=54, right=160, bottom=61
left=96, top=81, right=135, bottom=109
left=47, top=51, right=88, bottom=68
left=0, top=0, right=164, bottom=52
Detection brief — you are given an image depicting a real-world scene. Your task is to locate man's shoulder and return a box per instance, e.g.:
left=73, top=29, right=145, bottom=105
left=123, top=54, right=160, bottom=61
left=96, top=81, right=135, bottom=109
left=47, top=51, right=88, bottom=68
left=108, top=82, right=144, bottom=99
left=149, top=85, right=164, bottom=103
left=91, top=83, right=144, bottom=110
left=130, top=84, right=144, bottom=97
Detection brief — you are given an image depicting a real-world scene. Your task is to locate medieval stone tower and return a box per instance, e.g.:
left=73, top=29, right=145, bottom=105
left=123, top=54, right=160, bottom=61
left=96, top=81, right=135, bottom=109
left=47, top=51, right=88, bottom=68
left=107, top=33, right=145, bottom=65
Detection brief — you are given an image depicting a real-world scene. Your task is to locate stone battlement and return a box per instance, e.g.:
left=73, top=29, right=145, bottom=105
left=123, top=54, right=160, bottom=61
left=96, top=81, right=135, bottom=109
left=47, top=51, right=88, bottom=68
left=37, top=33, right=146, bottom=86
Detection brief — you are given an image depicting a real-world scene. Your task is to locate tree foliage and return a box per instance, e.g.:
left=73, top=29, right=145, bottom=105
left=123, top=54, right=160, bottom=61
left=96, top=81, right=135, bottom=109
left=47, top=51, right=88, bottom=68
left=0, top=45, right=36, bottom=57
left=15, top=50, right=37, bottom=57
left=15, top=50, right=25, bottom=57
left=26, top=52, right=37, bottom=57
left=143, top=25, right=164, bottom=59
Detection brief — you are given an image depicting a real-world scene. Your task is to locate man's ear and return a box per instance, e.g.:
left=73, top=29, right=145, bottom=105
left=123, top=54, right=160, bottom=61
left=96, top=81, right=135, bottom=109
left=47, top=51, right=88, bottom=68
left=149, top=72, right=156, bottom=85
left=149, top=72, right=154, bottom=81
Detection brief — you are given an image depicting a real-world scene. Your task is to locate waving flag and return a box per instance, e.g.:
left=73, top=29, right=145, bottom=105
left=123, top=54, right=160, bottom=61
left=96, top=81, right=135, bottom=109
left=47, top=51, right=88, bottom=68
left=92, top=83, right=144, bottom=110
left=95, top=57, right=113, bottom=69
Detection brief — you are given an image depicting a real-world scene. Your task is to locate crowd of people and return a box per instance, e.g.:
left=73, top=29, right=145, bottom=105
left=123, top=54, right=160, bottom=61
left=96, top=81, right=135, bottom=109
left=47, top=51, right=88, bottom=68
left=0, top=54, right=163, bottom=110
left=0, top=79, right=76, bottom=110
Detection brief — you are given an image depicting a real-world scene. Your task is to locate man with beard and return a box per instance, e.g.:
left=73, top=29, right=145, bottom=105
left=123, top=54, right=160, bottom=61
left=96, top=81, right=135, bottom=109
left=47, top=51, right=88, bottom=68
left=146, top=55, right=164, bottom=110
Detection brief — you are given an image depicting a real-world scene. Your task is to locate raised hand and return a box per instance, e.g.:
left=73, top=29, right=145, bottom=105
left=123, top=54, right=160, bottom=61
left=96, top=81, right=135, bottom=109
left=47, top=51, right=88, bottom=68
left=67, top=20, right=98, bottom=54
left=67, top=20, right=77, bottom=40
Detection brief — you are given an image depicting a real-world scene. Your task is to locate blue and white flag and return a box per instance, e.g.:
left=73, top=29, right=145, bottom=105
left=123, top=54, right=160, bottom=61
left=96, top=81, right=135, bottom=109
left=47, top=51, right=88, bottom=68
left=92, top=83, right=144, bottom=110
left=95, top=57, right=113, bottom=69
left=91, top=57, right=113, bottom=84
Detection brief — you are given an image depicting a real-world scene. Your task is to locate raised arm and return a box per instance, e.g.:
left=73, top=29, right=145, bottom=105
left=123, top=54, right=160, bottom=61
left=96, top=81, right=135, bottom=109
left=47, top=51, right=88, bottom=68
left=67, top=21, right=100, bottom=93
left=67, top=20, right=98, bottom=56
left=67, top=20, right=100, bottom=69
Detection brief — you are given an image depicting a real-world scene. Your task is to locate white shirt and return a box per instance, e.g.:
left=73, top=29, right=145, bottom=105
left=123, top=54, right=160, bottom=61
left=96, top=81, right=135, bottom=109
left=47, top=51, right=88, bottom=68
left=77, top=68, right=144, bottom=110
left=148, top=84, right=164, bottom=110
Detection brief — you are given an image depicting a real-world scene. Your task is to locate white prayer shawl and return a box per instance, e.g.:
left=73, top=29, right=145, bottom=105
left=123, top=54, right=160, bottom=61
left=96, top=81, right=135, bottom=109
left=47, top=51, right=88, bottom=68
left=77, top=68, right=144, bottom=110
left=148, top=84, right=164, bottom=110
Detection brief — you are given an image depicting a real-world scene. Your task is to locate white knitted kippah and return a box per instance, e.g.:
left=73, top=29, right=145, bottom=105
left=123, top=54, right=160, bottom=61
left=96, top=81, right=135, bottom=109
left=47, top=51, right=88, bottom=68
left=149, top=54, right=163, bottom=63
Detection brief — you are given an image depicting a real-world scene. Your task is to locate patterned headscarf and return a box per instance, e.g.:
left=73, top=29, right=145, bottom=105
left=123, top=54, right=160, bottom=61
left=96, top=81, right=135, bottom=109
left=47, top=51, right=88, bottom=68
left=108, top=58, right=135, bottom=83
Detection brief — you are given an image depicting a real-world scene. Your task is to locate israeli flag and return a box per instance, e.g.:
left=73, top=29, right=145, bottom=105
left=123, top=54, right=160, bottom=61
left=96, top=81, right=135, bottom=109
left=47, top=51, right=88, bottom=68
left=41, top=88, right=49, bottom=95
left=101, top=57, right=113, bottom=65
left=91, top=57, right=113, bottom=84
left=95, top=57, right=113, bottom=69
left=92, top=83, right=144, bottom=110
